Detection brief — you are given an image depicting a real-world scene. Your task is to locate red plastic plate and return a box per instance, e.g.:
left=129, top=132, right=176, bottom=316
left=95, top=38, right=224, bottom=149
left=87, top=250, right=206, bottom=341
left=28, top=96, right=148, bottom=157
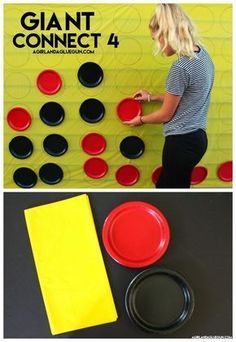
left=81, top=133, right=107, bottom=155
left=117, top=98, right=142, bottom=122
left=102, top=201, right=170, bottom=268
left=191, top=166, right=208, bottom=185
left=116, top=165, right=140, bottom=186
left=152, top=166, right=163, bottom=184
left=84, top=157, right=108, bottom=179
left=7, top=107, right=32, bottom=131
left=37, top=69, right=62, bottom=95
left=217, top=161, right=232, bottom=182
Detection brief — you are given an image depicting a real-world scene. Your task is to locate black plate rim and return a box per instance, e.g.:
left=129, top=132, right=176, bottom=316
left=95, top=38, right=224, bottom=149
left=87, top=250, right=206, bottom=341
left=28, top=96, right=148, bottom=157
left=13, top=167, right=37, bottom=188
left=79, top=98, right=105, bottom=123
left=9, top=136, right=33, bottom=159
left=39, top=163, right=64, bottom=185
left=43, top=134, right=68, bottom=157
left=120, top=135, right=145, bottom=159
left=39, top=101, right=65, bottom=126
left=77, top=62, right=104, bottom=88
left=125, top=267, right=195, bottom=334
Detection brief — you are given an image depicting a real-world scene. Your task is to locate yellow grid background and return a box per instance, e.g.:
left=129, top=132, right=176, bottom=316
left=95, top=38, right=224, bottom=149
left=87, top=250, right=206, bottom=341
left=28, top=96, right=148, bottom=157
left=4, top=3, right=232, bottom=188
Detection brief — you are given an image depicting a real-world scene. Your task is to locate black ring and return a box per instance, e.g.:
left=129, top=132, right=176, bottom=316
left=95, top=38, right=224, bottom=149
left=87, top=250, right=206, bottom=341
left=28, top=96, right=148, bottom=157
left=40, top=102, right=65, bottom=126
left=120, top=136, right=145, bottom=159
left=13, top=167, right=37, bottom=188
left=9, top=136, right=33, bottom=159
left=79, top=98, right=105, bottom=123
left=125, top=268, right=194, bottom=334
left=43, top=134, right=68, bottom=156
left=39, top=163, right=63, bottom=185
left=78, top=62, right=104, bottom=88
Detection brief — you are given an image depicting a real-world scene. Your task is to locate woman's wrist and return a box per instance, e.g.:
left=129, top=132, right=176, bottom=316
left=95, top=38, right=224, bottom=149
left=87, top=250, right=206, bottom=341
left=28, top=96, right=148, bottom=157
left=153, top=94, right=165, bottom=102
left=140, top=116, right=145, bottom=124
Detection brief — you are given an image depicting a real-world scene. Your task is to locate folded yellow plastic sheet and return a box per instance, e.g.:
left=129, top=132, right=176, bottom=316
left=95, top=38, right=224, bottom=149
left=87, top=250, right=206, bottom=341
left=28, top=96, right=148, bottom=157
left=24, top=194, right=117, bottom=335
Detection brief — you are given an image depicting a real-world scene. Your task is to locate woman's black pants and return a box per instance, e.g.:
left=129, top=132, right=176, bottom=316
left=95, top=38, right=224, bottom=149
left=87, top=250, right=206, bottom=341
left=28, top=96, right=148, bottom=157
left=156, top=129, right=208, bottom=189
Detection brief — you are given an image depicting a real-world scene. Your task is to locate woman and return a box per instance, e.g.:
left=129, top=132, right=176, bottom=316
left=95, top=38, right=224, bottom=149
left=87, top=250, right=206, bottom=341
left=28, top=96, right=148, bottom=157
left=124, top=4, right=215, bottom=188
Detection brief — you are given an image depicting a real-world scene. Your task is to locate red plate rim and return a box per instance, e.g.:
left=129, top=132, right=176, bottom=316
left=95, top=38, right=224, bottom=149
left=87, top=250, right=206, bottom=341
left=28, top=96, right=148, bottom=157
left=151, top=166, right=163, bottom=184
left=116, top=165, right=140, bottom=186
left=81, top=133, right=107, bottom=155
left=7, top=107, right=32, bottom=131
left=191, top=166, right=208, bottom=185
left=217, top=161, right=232, bottom=182
left=102, top=201, right=170, bottom=268
left=36, top=69, right=62, bottom=95
left=83, top=157, right=108, bottom=179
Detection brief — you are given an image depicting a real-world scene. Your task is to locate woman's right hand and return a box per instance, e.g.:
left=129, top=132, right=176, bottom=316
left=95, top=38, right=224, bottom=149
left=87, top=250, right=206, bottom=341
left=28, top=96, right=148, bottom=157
left=133, top=90, right=151, bottom=101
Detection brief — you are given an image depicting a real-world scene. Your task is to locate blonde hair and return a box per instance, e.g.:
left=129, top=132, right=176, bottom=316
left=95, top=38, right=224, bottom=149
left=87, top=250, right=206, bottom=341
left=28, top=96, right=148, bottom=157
left=149, top=4, right=200, bottom=58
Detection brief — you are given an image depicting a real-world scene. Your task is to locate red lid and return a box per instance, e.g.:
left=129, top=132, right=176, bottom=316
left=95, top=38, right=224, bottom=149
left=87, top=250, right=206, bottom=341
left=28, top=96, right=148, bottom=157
left=191, top=166, right=208, bottom=185
left=37, top=69, right=62, bottom=95
left=117, top=98, right=142, bottom=122
left=81, top=133, right=107, bottom=155
left=152, top=166, right=163, bottom=184
left=84, top=157, right=108, bottom=179
left=217, top=161, right=232, bottom=182
left=116, top=165, right=140, bottom=186
left=102, top=201, right=170, bottom=268
left=7, top=107, right=32, bottom=131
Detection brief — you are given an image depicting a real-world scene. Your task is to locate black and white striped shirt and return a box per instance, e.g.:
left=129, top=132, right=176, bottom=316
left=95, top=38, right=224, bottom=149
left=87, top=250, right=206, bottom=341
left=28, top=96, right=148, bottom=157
left=164, top=46, right=215, bottom=136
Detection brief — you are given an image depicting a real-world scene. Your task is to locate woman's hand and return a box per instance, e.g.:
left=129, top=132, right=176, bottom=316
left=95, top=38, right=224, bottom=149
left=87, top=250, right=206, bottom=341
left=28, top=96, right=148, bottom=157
left=133, top=90, right=151, bottom=101
left=123, top=115, right=143, bottom=127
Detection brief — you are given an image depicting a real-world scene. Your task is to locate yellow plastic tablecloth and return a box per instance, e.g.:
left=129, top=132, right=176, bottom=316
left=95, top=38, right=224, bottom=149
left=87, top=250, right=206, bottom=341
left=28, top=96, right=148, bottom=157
left=24, top=194, right=117, bottom=335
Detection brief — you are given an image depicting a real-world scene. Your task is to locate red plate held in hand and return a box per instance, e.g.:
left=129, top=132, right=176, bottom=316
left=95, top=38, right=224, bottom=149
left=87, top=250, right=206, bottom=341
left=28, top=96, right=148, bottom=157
left=37, top=69, right=62, bottom=95
left=117, top=98, right=142, bottom=122
left=81, top=133, right=107, bottom=155
left=102, top=201, right=170, bottom=268
left=7, top=107, right=32, bottom=131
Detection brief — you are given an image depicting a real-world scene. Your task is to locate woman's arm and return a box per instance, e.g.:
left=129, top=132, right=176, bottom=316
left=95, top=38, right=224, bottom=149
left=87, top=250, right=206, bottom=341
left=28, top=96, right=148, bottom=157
left=124, top=93, right=181, bottom=126
left=133, top=90, right=165, bottom=102
left=149, top=94, right=165, bottom=102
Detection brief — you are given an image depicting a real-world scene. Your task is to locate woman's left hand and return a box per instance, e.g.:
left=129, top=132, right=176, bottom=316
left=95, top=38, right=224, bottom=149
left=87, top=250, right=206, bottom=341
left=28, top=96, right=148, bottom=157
left=123, top=116, right=142, bottom=127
